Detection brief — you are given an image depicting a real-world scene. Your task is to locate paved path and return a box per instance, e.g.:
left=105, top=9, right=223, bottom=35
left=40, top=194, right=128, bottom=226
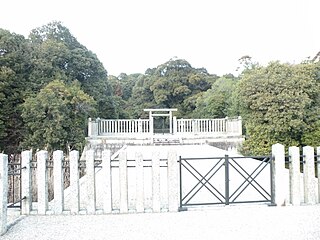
left=3, top=205, right=320, bottom=240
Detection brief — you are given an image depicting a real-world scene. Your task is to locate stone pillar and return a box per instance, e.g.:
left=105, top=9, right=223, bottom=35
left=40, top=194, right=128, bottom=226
left=303, top=146, right=316, bottom=204
left=169, top=111, right=173, bottom=134
left=173, top=116, right=177, bottom=134
left=317, top=147, right=320, bottom=203
left=168, top=151, right=179, bottom=212
left=0, top=154, right=8, bottom=235
left=88, top=118, right=93, bottom=137
left=152, top=152, right=161, bottom=213
left=101, top=150, right=112, bottom=214
left=119, top=151, right=128, bottom=213
left=53, top=150, right=64, bottom=214
left=86, top=150, right=96, bottom=214
left=70, top=150, right=80, bottom=214
left=225, top=117, right=229, bottom=134
left=21, top=150, right=32, bottom=215
left=271, top=143, right=287, bottom=206
left=288, top=146, right=300, bottom=205
left=88, top=118, right=99, bottom=137
left=37, top=150, right=48, bottom=214
left=238, top=116, right=242, bottom=136
left=135, top=152, right=144, bottom=213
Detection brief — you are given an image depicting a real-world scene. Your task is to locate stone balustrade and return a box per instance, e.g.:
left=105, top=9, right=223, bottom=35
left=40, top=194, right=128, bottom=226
left=88, top=116, right=243, bottom=137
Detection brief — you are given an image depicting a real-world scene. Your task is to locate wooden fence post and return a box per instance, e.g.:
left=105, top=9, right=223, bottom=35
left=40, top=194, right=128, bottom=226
left=0, top=154, right=8, bottom=235
left=21, top=150, right=32, bottom=215
left=272, top=143, right=287, bottom=206
left=70, top=150, right=80, bottom=214
left=86, top=150, right=96, bottom=214
left=288, top=146, right=300, bottom=205
left=101, top=150, right=112, bottom=214
left=303, top=146, right=316, bottom=204
left=53, top=150, right=64, bottom=214
left=37, top=150, right=48, bottom=214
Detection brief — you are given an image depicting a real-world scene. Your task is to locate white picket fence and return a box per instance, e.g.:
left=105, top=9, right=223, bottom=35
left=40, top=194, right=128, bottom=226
left=0, top=143, right=320, bottom=235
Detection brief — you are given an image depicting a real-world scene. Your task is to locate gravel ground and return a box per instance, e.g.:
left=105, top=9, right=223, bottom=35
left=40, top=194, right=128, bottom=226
left=2, top=204, right=320, bottom=240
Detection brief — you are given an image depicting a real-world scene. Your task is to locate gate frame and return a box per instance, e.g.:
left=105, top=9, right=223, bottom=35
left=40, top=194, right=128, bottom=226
left=144, top=108, right=177, bottom=135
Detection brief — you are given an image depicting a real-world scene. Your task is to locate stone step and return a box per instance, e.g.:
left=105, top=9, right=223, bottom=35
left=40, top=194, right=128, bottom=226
left=153, top=138, right=181, bottom=145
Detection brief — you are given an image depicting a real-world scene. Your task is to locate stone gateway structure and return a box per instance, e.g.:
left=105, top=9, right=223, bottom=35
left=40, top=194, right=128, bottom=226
left=87, top=108, right=244, bottom=152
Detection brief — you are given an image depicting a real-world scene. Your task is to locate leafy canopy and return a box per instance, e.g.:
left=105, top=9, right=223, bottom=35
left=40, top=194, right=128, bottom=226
left=22, top=80, right=96, bottom=152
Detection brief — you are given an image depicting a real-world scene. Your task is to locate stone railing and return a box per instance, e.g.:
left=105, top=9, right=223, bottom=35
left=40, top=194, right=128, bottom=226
left=88, top=118, right=150, bottom=137
left=88, top=116, right=242, bottom=137
left=174, top=117, right=242, bottom=136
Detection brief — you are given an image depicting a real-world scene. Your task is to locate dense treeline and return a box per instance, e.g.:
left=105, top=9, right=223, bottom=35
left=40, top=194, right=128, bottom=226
left=1, top=22, right=319, bottom=155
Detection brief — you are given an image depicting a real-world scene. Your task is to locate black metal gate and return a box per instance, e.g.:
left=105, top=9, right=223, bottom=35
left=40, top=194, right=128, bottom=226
left=179, top=155, right=274, bottom=210
left=7, top=154, right=25, bottom=209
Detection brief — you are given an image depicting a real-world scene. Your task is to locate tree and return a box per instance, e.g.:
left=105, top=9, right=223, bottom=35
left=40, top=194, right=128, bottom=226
left=21, top=80, right=96, bottom=152
left=126, top=58, right=217, bottom=118
left=194, top=74, right=238, bottom=118
left=237, top=61, right=319, bottom=155
left=28, top=21, right=115, bottom=118
left=0, top=29, right=32, bottom=153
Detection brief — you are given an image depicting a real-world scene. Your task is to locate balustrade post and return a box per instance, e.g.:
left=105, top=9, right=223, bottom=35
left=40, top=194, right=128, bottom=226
left=149, top=116, right=153, bottom=135
left=238, top=116, right=242, bottom=136
left=88, top=118, right=93, bottom=137
left=138, top=118, right=142, bottom=133
left=88, top=118, right=99, bottom=137
left=173, top=116, right=177, bottom=134
left=0, top=154, right=8, bottom=235
left=225, top=117, right=229, bottom=134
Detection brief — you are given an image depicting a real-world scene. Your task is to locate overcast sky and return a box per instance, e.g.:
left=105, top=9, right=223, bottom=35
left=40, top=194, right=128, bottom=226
left=1, top=0, right=319, bottom=76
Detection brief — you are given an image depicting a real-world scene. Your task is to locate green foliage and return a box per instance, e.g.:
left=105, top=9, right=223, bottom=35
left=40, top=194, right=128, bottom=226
left=237, top=61, right=320, bottom=155
left=29, top=21, right=115, bottom=118
left=22, top=80, right=96, bottom=152
left=1, top=22, right=117, bottom=152
left=0, top=29, right=32, bottom=153
left=2, top=22, right=320, bottom=155
left=194, top=74, right=238, bottom=118
left=126, top=58, right=217, bottom=118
